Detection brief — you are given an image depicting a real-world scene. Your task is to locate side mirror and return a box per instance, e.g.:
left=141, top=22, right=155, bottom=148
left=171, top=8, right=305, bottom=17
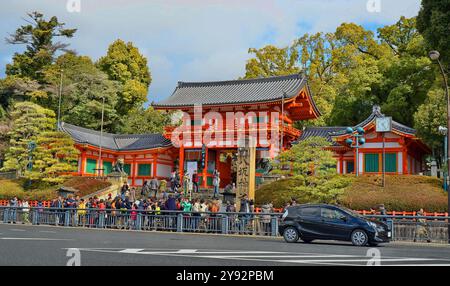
left=340, top=216, right=347, bottom=222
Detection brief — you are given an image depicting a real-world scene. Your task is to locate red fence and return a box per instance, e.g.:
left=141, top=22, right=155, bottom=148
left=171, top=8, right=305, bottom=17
left=355, top=210, right=449, bottom=218
left=0, top=200, right=52, bottom=207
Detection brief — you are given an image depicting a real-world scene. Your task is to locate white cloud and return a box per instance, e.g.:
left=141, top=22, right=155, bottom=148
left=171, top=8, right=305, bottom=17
left=0, top=0, right=421, bottom=102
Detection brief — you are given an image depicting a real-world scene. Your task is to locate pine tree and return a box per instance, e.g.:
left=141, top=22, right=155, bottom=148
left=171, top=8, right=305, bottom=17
left=1, top=101, right=79, bottom=184
left=271, top=136, right=351, bottom=203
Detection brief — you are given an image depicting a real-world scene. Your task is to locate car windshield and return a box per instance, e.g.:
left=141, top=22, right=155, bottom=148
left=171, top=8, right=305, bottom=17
left=339, top=206, right=364, bottom=218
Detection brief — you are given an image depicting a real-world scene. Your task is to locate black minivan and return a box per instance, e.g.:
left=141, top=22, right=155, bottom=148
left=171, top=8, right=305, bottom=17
left=278, top=204, right=391, bottom=246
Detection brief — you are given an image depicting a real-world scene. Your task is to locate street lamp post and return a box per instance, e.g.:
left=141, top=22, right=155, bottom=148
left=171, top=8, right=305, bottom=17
left=429, top=50, right=450, bottom=244
left=439, top=126, right=448, bottom=191
left=345, top=127, right=366, bottom=176
left=98, top=96, right=105, bottom=177
left=57, top=69, right=64, bottom=129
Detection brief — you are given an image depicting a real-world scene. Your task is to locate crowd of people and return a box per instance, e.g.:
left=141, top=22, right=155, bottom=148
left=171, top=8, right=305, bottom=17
left=2, top=180, right=277, bottom=235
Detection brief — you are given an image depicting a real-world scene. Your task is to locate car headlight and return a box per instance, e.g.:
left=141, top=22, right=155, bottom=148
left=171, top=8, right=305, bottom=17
left=367, top=221, right=378, bottom=230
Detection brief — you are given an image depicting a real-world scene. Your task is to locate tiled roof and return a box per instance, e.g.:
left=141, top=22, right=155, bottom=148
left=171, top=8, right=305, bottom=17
left=296, top=127, right=347, bottom=146
left=330, top=105, right=416, bottom=137
left=153, top=73, right=319, bottom=111
left=296, top=106, right=417, bottom=146
left=60, top=122, right=172, bottom=151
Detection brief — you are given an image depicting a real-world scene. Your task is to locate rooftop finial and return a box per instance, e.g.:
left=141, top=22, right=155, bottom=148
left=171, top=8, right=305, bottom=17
left=372, top=105, right=381, bottom=113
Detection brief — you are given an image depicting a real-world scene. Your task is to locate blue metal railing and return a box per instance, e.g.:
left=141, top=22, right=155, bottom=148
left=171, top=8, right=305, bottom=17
left=0, top=206, right=448, bottom=242
left=0, top=206, right=281, bottom=237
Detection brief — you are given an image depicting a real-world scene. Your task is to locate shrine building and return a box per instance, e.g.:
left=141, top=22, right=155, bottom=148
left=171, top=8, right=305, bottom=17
left=61, top=73, right=431, bottom=187
left=297, top=105, right=431, bottom=175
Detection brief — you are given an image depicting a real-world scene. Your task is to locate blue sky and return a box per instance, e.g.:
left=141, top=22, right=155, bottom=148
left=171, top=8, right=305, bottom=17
left=0, top=0, right=421, bottom=104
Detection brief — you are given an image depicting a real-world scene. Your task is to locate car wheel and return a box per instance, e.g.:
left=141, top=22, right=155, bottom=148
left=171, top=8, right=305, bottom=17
left=283, top=227, right=299, bottom=243
left=351, top=229, right=368, bottom=246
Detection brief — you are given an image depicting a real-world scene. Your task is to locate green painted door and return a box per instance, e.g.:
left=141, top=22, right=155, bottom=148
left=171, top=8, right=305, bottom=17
left=86, top=159, right=97, bottom=174
left=103, top=161, right=112, bottom=175
left=384, top=153, right=397, bottom=173
left=346, top=161, right=354, bottom=173
left=123, top=164, right=131, bottom=176
left=138, top=164, right=152, bottom=176
left=364, top=153, right=379, bottom=173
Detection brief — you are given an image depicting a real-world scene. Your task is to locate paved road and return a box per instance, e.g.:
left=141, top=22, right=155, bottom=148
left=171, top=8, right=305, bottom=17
left=0, top=223, right=449, bottom=266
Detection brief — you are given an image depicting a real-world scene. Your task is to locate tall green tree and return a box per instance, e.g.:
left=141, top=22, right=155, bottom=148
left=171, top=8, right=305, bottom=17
left=118, top=106, right=172, bottom=134
left=377, top=17, right=435, bottom=126
left=43, top=53, right=120, bottom=132
left=414, top=87, right=447, bottom=159
left=271, top=137, right=351, bottom=203
left=244, top=45, right=299, bottom=79
left=97, top=39, right=151, bottom=115
left=5, top=11, right=76, bottom=82
left=243, top=18, right=436, bottom=130
left=417, top=0, right=450, bottom=69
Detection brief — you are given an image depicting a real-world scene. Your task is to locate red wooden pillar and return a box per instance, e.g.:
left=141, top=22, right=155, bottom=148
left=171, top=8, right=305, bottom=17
left=339, top=153, right=344, bottom=174
left=202, top=146, right=208, bottom=188
left=215, top=150, right=221, bottom=187
left=152, top=153, right=158, bottom=178
left=179, top=145, right=185, bottom=180
left=79, top=149, right=86, bottom=175
left=132, top=155, right=137, bottom=186
left=402, top=149, right=408, bottom=175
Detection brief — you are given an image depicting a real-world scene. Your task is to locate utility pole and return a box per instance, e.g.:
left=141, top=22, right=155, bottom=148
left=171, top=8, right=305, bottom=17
left=429, top=50, right=450, bottom=244
left=98, top=96, right=105, bottom=177
left=57, top=69, right=64, bottom=129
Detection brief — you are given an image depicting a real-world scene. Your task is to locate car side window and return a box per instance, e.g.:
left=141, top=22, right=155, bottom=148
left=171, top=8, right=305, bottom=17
left=298, top=207, right=320, bottom=217
left=321, top=208, right=346, bottom=220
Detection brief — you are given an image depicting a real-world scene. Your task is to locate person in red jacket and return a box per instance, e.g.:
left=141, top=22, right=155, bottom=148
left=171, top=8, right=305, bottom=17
left=192, top=170, right=199, bottom=193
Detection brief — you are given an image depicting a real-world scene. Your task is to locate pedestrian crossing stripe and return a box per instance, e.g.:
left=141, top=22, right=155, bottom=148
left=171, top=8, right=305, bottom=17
left=69, top=248, right=450, bottom=266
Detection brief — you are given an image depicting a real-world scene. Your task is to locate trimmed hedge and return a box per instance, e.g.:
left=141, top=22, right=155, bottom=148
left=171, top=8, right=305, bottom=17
left=256, top=177, right=318, bottom=208
left=62, top=177, right=111, bottom=197
left=256, top=175, right=448, bottom=212
left=0, top=179, right=57, bottom=200
left=341, top=175, right=448, bottom=212
left=0, top=176, right=111, bottom=201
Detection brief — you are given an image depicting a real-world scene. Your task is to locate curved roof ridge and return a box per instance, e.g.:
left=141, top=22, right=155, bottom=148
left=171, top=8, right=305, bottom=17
left=330, top=105, right=416, bottom=137
left=153, top=73, right=314, bottom=108
left=60, top=122, right=172, bottom=151
left=177, top=73, right=302, bottom=88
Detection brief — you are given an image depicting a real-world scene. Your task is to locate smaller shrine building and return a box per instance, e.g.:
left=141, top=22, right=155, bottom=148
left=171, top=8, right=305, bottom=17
left=297, top=106, right=431, bottom=175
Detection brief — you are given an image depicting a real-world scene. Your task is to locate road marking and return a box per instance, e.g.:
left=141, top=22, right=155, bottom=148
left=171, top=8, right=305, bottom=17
left=177, top=249, right=197, bottom=253
left=385, top=264, right=450, bottom=266
left=277, top=258, right=435, bottom=263
left=72, top=248, right=450, bottom=266
left=0, top=237, right=73, bottom=241
left=39, top=230, right=56, bottom=233
left=119, top=249, right=145, bottom=253
left=9, top=229, right=26, bottom=232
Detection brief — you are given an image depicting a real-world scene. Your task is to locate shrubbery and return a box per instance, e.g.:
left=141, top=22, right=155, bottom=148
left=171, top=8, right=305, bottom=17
left=0, top=179, right=57, bottom=200
left=0, top=176, right=111, bottom=201
left=340, top=175, right=448, bottom=212
left=256, top=175, right=448, bottom=212
left=62, top=177, right=111, bottom=197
